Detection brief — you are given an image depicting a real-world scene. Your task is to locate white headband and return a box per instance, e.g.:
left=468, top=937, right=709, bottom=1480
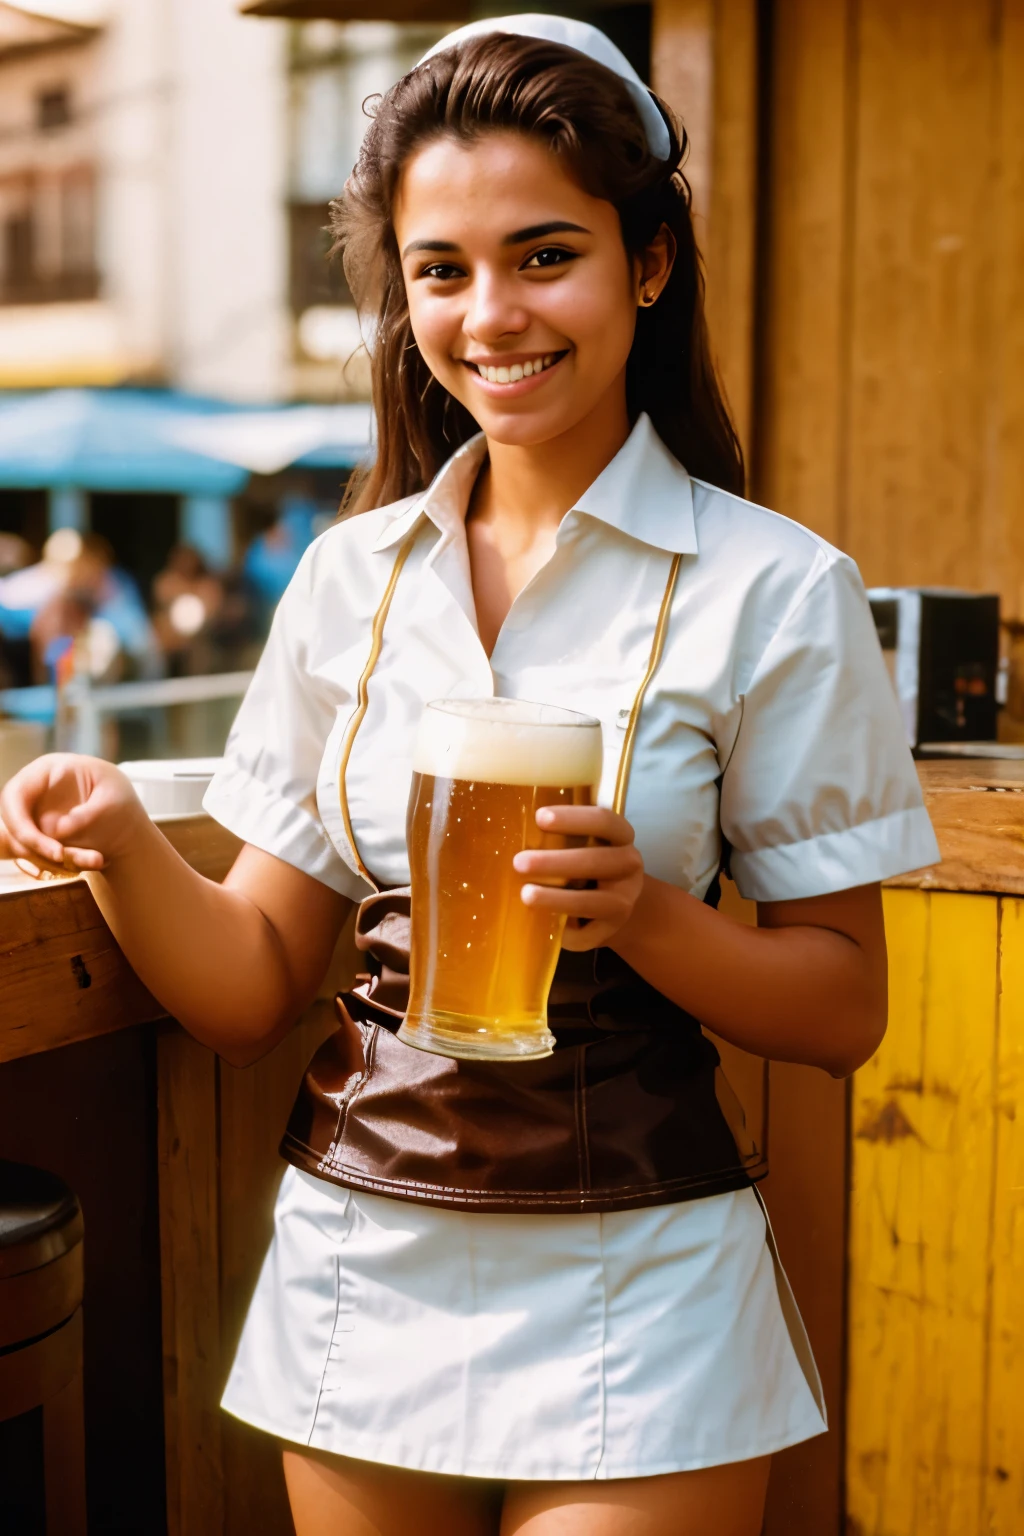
left=416, top=13, right=671, bottom=162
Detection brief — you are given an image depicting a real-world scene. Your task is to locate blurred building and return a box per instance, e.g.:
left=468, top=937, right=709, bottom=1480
left=0, top=0, right=443, bottom=404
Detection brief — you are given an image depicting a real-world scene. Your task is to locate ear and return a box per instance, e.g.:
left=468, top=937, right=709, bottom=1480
left=636, top=224, right=677, bottom=307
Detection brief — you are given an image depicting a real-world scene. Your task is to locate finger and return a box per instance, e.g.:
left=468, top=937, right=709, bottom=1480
left=560, top=918, right=617, bottom=952
left=536, top=804, right=634, bottom=843
left=11, top=844, right=71, bottom=878
left=0, top=798, right=66, bottom=867
left=520, top=884, right=631, bottom=920
left=61, top=845, right=105, bottom=872
left=514, top=845, right=642, bottom=881
left=51, top=803, right=99, bottom=840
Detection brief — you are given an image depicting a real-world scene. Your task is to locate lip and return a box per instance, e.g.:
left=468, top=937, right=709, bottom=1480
left=459, top=350, right=568, bottom=400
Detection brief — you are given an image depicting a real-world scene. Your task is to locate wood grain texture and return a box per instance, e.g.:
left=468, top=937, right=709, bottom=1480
left=43, top=1360, right=88, bottom=1536
left=0, top=1305, right=84, bottom=1421
left=847, top=890, right=1000, bottom=1535
left=756, top=0, right=852, bottom=536
left=0, top=878, right=164, bottom=1064
left=651, top=0, right=759, bottom=464
left=844, top=0, right=995, bottom=591
left=650, top=0, right=713, bottom=225
left=219, top=999, right=340, bottom=1536
left=0, top=816, right=243, bottom=1064
left=888, top=760, right=1024, bottom=896
left=705, top=0, right=759, bottom=455
left=979, top=0, right=1024, bottom=623
left=986, top=895, right=1024, bottom=1531
left=718, top=877, right=846, bottom=1536
left=157, top=1024, right=225, bottom=1536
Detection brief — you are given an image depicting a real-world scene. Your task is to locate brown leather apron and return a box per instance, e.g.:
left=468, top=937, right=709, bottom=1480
left=281, top=536, right=768, bottom=1213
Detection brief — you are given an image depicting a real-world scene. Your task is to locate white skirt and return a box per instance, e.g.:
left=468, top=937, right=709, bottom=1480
left=222, top=1167, right=826, bottom=1481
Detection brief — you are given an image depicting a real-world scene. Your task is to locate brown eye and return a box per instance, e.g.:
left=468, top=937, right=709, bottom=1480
left=522, top=247, right=577, bottom=270
left=421, top=263, right=464, bottom=281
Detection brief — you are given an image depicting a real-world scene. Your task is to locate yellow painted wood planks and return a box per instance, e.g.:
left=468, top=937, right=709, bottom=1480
left=986, top=897, right=1024, bottom=1532
left=847, top=887, right=928, bottom=1536
left=847, top=889, right=1000, bottom=1536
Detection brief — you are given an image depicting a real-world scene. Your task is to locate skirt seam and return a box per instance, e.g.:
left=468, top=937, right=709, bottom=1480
left=593, top=1211, right=609, bottom=1478
left=309, top=1251, right=344, bottom=1444
left=222, top=1397, right=827, bottom=1480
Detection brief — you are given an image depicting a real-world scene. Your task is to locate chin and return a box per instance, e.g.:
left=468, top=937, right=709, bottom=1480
left=461, top=401, right=590, bottom=450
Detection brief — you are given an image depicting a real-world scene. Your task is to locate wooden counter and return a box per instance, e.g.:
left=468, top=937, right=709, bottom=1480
left=2, top=762, right=1021, bottom=1536
left=0, top=817, right=354, bottom=1535
left=846, top=763, right=1024, bottom=1536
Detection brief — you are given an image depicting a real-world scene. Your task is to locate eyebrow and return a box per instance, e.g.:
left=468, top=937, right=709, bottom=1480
left=400, top=221, right=590, bottom=259
left=502, top=220, right=590, bottom=245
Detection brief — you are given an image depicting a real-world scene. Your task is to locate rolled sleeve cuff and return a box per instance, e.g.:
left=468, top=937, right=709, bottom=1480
left=730, top=806, right=941, bottom=902
left=202, top=765, right=368, bottom=901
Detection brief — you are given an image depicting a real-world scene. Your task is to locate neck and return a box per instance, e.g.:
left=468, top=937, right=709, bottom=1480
left=472, top=381, right=631, bottom=532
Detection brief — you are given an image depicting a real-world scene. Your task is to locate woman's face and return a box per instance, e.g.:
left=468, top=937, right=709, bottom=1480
left=394, top=132, right=662, bottom=447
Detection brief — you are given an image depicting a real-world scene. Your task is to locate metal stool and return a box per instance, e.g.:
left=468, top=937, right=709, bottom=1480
left=0, top=1161, right=87, bottom=1535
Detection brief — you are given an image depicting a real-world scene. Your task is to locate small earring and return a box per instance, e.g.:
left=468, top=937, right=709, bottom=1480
left=640, top=288, right=657, bottom=308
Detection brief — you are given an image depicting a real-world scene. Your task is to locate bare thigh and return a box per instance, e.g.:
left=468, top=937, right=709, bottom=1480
left=282, top=1447, right=770, bottom=1536
left=282, top=1446, right=502, bottom=1536
left=500, top=1457, right=772, bottom=1536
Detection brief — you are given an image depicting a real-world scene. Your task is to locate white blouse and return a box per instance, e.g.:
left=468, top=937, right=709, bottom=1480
left=211, top=413, right=937, bottom=1479
left=205, top=412, right=939, bottom=906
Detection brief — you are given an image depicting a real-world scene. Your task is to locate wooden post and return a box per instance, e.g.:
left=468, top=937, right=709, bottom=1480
left=651, top=0, right=760, bottom=463
left=157, top=1023, right=225, bottom=1536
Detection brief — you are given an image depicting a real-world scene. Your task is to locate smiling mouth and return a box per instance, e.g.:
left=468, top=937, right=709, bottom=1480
left=461, top=350, right=568, bottom=385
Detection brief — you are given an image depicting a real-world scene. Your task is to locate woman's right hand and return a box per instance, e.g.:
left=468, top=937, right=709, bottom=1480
left=0, top=754, right=147, bottom=875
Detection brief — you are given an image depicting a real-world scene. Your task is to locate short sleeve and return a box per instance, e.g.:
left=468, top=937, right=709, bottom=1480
left=203, top=544, right=365, bottom=899
left=720, top=552, right=940, bottom=901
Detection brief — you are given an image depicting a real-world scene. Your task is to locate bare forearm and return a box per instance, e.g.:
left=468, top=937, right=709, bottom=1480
left=85, top=821, right=296, bottom=1060
left=612, top=876, right=886, bottom=1076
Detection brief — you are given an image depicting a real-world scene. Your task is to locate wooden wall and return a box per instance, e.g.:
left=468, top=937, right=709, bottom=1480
left=759, top=0, right=1024, bottom=613
left=655, top=0, right=1024, bottom=718
left=848, top=889, right=1024, bottom=1536
left=652, top=5, right=1024, bottom=1533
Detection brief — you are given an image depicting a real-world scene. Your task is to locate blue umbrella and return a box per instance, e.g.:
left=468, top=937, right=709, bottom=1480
left=0, top=388, right=251, bottom=495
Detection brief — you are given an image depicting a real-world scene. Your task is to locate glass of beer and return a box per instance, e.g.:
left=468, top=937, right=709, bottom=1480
left=399, top=698, right=603, bottom=1061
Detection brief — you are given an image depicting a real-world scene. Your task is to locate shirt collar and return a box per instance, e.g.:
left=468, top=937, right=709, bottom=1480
left=372, top=411, right=697, bottom=555
left=573, top=413, right=697, bottom=553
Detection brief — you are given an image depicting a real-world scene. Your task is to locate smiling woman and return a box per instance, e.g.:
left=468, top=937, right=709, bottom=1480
left=0, top=15, right=940, bottom=1536
left=334, top=29, right=743, bottom=517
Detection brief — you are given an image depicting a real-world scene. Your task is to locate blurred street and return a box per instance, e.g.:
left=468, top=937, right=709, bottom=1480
left=0, top=0, right=435, bottom=767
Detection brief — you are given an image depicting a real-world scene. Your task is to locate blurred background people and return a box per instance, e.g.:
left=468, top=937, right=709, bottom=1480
left=242, top=497, right=319, bottom=633
left=23, top=530, right=162, bottom=687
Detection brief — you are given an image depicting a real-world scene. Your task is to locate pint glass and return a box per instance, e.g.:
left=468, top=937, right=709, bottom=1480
left=399, top=698, right=603, bottom=1061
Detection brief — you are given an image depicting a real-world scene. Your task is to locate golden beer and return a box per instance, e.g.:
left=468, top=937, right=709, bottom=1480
left=399, top=698, right=603, bottom=1061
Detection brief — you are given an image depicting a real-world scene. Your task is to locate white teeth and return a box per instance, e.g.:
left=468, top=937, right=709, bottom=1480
left=475, top=354, right=558, bottom=383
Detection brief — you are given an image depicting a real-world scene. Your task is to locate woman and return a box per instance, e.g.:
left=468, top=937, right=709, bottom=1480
left=0, top=19, right=939, bottom=1536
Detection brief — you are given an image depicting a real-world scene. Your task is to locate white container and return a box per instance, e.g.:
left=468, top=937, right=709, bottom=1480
left=0, top=720, right=47, bottom=789
left=118, top=758, right=222, bottom=818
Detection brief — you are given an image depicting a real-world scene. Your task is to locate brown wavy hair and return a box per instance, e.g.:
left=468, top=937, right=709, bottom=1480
left=333, top=33, right=744, bottom=514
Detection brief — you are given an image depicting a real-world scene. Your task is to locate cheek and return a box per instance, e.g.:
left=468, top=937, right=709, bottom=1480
left=547, top=260, right=637, bottom=354
left=406, top=292, right=459, bottom=373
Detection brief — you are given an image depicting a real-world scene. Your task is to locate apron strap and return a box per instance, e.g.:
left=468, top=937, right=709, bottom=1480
left=337, top=531, right=417, bottom=893
left=340, top=537, right=684, bottom=887
left=612, top=551, right=682, bottom=817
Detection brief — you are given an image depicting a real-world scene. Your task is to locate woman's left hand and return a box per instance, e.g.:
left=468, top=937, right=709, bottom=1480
left=513, top=805, right=645, bottom=952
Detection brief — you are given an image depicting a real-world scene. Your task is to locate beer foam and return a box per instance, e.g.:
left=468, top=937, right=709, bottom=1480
left=413, top=698, right=603, bottom=787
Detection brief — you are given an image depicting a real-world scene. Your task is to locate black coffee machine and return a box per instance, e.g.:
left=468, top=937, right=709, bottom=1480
left=867, top=588, right=1000, bottom=752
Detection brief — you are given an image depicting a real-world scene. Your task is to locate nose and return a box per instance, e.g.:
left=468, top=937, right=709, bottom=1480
left=463, top=268, right=529, bottom=346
